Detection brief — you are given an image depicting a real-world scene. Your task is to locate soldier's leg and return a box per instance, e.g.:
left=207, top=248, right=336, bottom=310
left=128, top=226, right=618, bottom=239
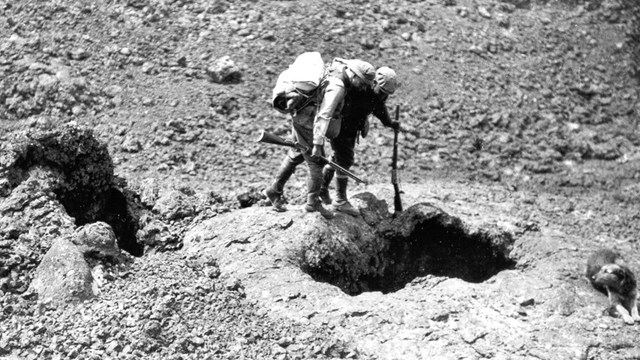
left=319, top=165, right=335, bottom=205
left=302, top=151, right=334, bottom=220
left=290, top=107, right=333, bottom=219
left=264, top=149, right=304, bottom=212
left=331, top=136, right=359, bottom=216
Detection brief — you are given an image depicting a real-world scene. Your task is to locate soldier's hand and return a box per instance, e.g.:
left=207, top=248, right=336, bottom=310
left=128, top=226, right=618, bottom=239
left=392, top=122, right=410, bottom=133
left=390, top=121, right=401, bottom=131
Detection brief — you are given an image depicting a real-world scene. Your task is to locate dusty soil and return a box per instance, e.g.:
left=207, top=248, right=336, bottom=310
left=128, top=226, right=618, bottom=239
left=2, top=0, right=640, bottom=359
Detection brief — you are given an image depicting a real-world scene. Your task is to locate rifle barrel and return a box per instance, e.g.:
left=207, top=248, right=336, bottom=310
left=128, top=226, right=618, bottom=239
left=257, top=130, right=367, bottom=184
left=325, top=158, right=368, bottom=185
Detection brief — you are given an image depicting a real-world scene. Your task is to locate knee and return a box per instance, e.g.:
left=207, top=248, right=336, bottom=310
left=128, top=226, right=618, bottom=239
left=335, top=155, right=354, bottom=169
left=287, top=151, right=305, bottom=164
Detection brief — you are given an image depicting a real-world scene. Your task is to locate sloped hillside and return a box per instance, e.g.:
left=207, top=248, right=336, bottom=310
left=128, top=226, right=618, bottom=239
left=1, top=0, right=638, bottom=195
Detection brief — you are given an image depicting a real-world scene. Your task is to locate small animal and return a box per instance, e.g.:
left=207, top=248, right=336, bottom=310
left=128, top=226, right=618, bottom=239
left=586, top=249, right=640, bottom=325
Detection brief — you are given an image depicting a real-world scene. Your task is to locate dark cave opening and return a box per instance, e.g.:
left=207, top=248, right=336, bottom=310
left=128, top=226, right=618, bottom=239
left=366, top=218, right=516, bottom=294
left=302, top=206, right=516, bottom=296
left=57, top=187, right=144, bottom=257
left=5, top=126, right=144, bottom=257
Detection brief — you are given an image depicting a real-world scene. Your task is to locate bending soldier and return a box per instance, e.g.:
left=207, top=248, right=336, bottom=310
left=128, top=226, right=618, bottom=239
left=320, top=67, right=399, bottom=216
left=264, top=65, right=399, bottom=217
left=264, top=58, right=376, bottom=219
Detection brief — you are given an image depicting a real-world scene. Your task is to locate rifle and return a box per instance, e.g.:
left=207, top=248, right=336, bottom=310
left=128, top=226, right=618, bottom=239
left=256, top=130, right=368, bottom=185
left=392, top=105, right=403, bottom=213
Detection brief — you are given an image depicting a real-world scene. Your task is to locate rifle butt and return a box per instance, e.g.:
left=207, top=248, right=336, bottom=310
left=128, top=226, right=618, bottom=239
left=393, top=184, right=403, bottom=213
left=256, top=130, right=295, bottom=148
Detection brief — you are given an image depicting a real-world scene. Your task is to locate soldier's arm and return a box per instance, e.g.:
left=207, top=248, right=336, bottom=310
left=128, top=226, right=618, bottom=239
left=313, top=78, right=345, bottom=145
left=372, top=101, right=398, bottom=129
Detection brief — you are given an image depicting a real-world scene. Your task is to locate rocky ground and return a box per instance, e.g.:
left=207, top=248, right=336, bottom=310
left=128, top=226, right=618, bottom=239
left=2, top=251, right=360, bottom=360
left=2, top=0, right=640, bottom=359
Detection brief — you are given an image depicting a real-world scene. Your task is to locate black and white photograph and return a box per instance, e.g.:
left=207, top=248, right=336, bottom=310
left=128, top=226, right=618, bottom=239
left=1, top=0, right=639, bottom=359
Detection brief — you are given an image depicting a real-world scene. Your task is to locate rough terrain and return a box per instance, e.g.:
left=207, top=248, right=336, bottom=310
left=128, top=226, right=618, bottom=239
left=2, top=0, right=640, bottom=359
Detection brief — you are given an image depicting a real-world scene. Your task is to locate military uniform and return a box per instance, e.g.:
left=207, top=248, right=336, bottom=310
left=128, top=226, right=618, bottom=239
left=264, top=58, right=376, bottom=219
left=320, top=72, right=399, bottom=216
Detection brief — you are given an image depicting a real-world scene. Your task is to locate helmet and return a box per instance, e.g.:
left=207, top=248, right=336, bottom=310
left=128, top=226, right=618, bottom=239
left=374, top=67, right=399, bottom=94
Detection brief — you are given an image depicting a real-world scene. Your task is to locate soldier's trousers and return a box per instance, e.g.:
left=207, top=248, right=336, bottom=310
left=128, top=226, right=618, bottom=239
left=291, top=106, right=326, bottom=206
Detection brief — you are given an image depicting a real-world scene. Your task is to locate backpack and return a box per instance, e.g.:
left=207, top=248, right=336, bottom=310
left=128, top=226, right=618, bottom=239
left=271, top=52, right=326, bottom=114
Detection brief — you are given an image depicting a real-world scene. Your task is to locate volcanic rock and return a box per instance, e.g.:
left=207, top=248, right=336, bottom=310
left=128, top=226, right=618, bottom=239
left=207, top=56, right=242, bottom=84
left=29, top=238, right=94, bottom=303
left=153, top=190, right=196, bottom=221
left=72, top=222, right=121, bottom=260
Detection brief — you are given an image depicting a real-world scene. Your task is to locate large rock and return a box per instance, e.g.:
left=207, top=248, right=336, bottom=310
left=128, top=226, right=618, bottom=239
left=206, top=56, right=242, bottom=83
left=0, top=125, right=142, bottom=293
left=184, top=192, right=393, bottom=295
left=72, top=221, right=121, bottom=259
left=153, top=189, right=196, bottom=220
left=0, top=168, right=76, bottom=293
left=29, top=238, right=94, bottom=303
left=0, top=124, right=115, bottom=224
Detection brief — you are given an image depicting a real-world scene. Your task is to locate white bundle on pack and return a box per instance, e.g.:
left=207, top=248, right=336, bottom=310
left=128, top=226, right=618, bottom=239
left=271, top=52, right=326, bottom=114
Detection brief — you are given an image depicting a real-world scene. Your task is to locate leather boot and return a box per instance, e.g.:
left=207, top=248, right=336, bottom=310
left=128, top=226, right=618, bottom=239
left=264, top=154, right=303, bottom=212
left=319, top=166, right=335, bottom=205
left=263, top=188, right=286, bottom=212
left=333, top=177, right=359, bottom=217
left=304, top=194, right=335, bottom=219
left=304, top=156, right=334, bottom=219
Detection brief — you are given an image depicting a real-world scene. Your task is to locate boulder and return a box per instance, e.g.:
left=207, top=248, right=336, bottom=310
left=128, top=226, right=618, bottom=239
left=0, top=125, right=142, bottom=293
left=72, top=221, right=121, bottom=259
left=29, top=238, right=94, bottom=303
left=206, top=56, right=242, bottom=83
left=0, top=168, right=76, bottom=293
left=0, top=124, right=115, bottom=224
left=137, top=218, right=178, bottom=248
left=183, top=194, right=388, bottom=295
left=153, top=189, right=195, bottom=220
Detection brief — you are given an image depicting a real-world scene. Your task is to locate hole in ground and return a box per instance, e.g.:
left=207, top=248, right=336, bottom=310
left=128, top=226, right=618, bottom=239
left=5, top=126, right=144, bottom=257
left=57, top=186, right=144, bottom=257
left=303, top=204, right=516, bottom=295
left=367, top=218, right=516, bottom=294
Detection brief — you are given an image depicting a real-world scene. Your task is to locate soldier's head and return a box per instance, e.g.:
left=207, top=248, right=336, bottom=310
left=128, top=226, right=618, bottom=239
left=344, top=59, right=375, bottom=91
left=373, top=67, right=399, bottom=100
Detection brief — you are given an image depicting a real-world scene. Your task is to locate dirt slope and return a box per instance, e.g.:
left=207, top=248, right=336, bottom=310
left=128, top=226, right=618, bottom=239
left=2, top=0, right=638, bottom=193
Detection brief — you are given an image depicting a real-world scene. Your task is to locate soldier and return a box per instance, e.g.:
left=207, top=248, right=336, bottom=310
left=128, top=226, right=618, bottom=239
left=263, top=65, right=399, bottom=218
left=264, top=58, right=376, bottom=219
left=320, top=67, right=400, bottom=216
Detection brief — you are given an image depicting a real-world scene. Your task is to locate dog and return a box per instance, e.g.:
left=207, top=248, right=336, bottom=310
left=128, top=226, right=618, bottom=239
left=586, top=249, right=640, bottom=325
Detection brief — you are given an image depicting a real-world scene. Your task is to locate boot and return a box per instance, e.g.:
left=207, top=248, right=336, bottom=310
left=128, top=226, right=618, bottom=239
left=332, top=177, right=359, bottom=217
left=263, top=188, right=286, bottom=212
left=305, top=195, right=334, bottom=219
left=264, top=154, right=303, bottom=212
left=304, top=158, right=334, bottom=219
left=319, top=166, right=335, bottom=205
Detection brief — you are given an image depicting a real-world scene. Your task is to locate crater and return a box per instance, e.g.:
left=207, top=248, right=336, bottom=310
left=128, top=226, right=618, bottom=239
left=59, top=185, right=144, bottom=257
left=301, top=203, right=516, bottom=295
left=4, top=126, right=144, bottom=256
